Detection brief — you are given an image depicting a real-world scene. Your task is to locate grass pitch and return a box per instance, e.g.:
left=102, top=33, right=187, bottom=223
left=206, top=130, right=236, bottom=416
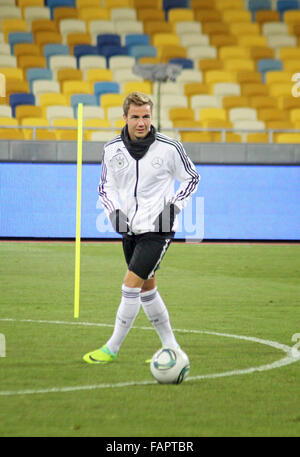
left=0, top=241, right=300, bottom=437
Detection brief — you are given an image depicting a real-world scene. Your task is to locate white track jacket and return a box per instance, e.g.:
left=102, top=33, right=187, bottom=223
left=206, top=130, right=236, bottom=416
left=98, top=131, right=200, bottom=235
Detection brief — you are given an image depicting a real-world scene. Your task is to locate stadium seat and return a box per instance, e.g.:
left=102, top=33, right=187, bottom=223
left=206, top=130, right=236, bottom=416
left=180, top=131, right=213, bottom=142
left=267, top=35, right=297, bottom=49
left=0, top=105, right=12, bottom=118
left=24, top=6, right=51, bottom=23
left=275, top=133, right=300, bottom=143
left=0, top=6, right=22, bottom=20
left=0, top=117, right=18, bottom=127
left=21, top=117, right=50, bottom=140
left=222, top=96, right=250, bottom=110
left=2, top=19, right=28, bottom=42
left=249, top=46, right=275, bottom=62
left=0, top=128, right=25, bottom=140
left=34, top=31, right=62, bottom=49
left=246, top=132, right=269, bottom=143
left=109, top=55, right=135, bottom=71
left=70, top=94, right=98, bottom=109
left=80, top=105, right=105, bottom=119
left=15, top=104, right=43, bottom=121
left=241, top=83, right=269, bottom=97
left=212, top=82, right=241, bottom=97
left=86, top=69, right=114, bottom=84
left=249, top=96, right=277, bottom=109
left=198, top=107, right=227, bottom=122
left=229, top=107, right=257, bottom=122
left=174, top=21, right=202, bottom=36
left=78, top=7, right=110, bottom=22
left=125, top=34, right=150, bottom=49
left=62, top=81, right=92, bottom=102
left=0, top=67, right=24, bottom=83
left=10, top=92, right=35, bottom=117
left=100, top=93, right=124, bottom=111
left=18, top=55, right=47, bottom=72
left=179, top=34, right=209, bottom=47
left=276, top=0, right=299, bottom=20
left=169, top=58, right=194, bottom=69
left=0, top=56, right=17, bottom=68
left=43, top=43, right=69, bottom=64
left=56, top=69, right=82, bottom=85
left=89, top=130, right=115, bottom=141
left=110, top=7, right=137, bottom=21
left=73, top=45, right=98, bottom=61
left=190, top=94, right=222, bottom=111
left=255, top=10, right=280, bottom=24
left=0, top=43, right=11, bottom=56
left=112, top=68, right=142, bottom=84
left=14, top=43, right=41, bottom=57
left=262, top=22, right=289, bottom=36
left=223, top=59, right=255, bottom=72
left=39, top=93, right=67, bottom=109
left=46, top=105, right=74, bottom=123
left=52, top=6, right=78, bottom=23
left=169, top=107, right=195, bottom=123
left=123, top=81, right=152, bottom=95
left=79, top=55, right=106, bottom=71
left=97, top=33, right=121, bottom=48
left=31, top=18, right=57, bottom=34
left=187, top=45, right=217, bottom=60
left=268, top=82, right=293, bottom=97
left=159, top=45, right=187, bottom=63
left=89, top=21, right=116, bottom=45
left=8, top=32, right=34, bottom=52
left=26, top=68, right=52, bottom=91
left=257, top=108, right=287, bottom=122
left=248, top=0, right=272, bottom=20
left=265, top=71, right=292, bottom=85
left=32, top=80, right=60, bottom=103
left=128, top=44, right=157, bottom=61
left=49, top=55, right=77, bottom=77
left=205, top=70, right=236, bottom=84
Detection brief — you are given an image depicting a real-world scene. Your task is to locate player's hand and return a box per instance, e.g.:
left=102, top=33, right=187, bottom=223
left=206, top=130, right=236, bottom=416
left=109, top=209, right=129, bottom=234
left=154, top=203, right=180, bottom=233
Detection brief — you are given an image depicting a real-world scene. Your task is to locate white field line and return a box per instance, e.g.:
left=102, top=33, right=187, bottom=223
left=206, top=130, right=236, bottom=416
left=0, top=318, right=299, bottom=397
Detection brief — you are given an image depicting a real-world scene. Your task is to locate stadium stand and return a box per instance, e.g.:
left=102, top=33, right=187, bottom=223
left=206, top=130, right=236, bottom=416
left=1, top=0, right=300, bottom=143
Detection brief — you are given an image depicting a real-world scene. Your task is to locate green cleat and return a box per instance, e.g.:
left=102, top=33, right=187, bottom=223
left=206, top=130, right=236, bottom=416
left=83, top=345, right=117, bottom=364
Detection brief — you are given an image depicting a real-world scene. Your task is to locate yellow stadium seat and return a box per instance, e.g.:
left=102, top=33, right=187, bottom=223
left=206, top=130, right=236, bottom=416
left=77, top=7, right=110, bottom=21
left=236, top=71, right=261, bottom=84
left=283, top=10, right=300, bottom=25
left=21, top=117, right=50, bottom=140
left=55, top=130, right=77, bottom=141
left=53, top=7, right=78, bottom=24
left=137, top=10, right=165, bottom=22
left=202, top=22, right=229, bottom=35
left=250, top=96, right=277, bottom=109
left=215, top=0, right=245, bottom=10
left=123, top=81, right=152, bottom=95
left=268, top=83, right=293, bottom=98
left=184, top=83, right=210, bottom=98
left=265, top=71, right=293, bottom=85
left=223, top=59, right=255, bottom=72
left=195, top=10, right=222, bottom=23
left=14, top=43, right=41, bottom=57
left=104, top=0, right=134, bottom=7
left=62, top=80, right=92, bottom=96
left=85, top=68, right=113, bottom=83
left=168, top=8, right=195, bottom=23
left=84, top=118, right=111, bottom=128
left=52, top=118, right=77, bottom=128
left=57, top=68, right=83, bottom=83
left=134, top=0, right=161, bottom=8
left=144, top=21, right=173, bottom=37
left=0, top=117, right=18, bottom=127
left=2, top=19, right=28, bottom=41
left=219, top=46, right=249, bottom=60
left=159, top=45, right=187, bottom=62
left=289, top=108, right=300, bottom=123
left=0, top=67, right=24, bottom=82
left=279, top=47, right=300, bottom=60
left=241, top=83, right=269, bottom=97
left=190, top=0, right=214, bottom=8
left=267, top=120, right=294, bottom=130
left=205, top=70, right=236, bottom=84
left=257, top=108, right=286, bottom=122
left=202, top=119, right=232, bottom=129
left=31, top=19, right=57, bottom=34
left=180, top=131, right=213, bottom=142
left=198, top=58, right=223, bottom=72
left=277, top=96, right=300, bottom=111
left=152, top=33, right=180, bottom=47
left=222, top=96, right=249, bottom=109
left=100, top=93, right=124, bottom=113
left=199, top=107, right=227, bottom=122
left=35, top=129, right=57, bottom=140
left=246, top=133, right=269, bottom=143
left=229, top=22, right=260, bottom=36
left=249, top=46, right=275, bottom=61
left=15, top=105, right=43, bottom=121
left=283, top=59, right=300, bottom=73
left=275, top=133, right=300, bottom=143
left=17, top=55, right=47, bottom=72
left=210, top=34, right=237, bottom=48
left=222, top=11, right=251, bottom=23
left=39, top=93, right=67, bottom=107
left=34, top=31, right=62, bottom=48
left=172, top=120, right=202, bottom=129
left=238, top=35, right=267, bottom=47
left=213, top=132, right=242, bottom=143
left=255, top=10, right=280, bottom=24
left=169, top=107, right=195, bottom=122
left=67, top=33, right=91, bottom=52
left=0, top=129, right=25, bottom=140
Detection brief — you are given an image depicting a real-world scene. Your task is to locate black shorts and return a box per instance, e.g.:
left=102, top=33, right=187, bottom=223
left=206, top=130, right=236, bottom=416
left=122, top=232, right=174, bottom=280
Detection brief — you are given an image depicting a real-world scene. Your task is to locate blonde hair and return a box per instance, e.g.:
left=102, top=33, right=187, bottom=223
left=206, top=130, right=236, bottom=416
left=123, top=91, right=153, bottom=116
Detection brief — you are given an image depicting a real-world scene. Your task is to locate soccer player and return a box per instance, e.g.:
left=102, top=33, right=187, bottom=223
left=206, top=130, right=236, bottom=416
left=83, top=92, right=200, bottom=364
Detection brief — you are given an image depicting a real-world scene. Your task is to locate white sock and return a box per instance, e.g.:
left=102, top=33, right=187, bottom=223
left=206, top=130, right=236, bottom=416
left=106, top=284, right=141, bottom=354
left=141, top=287, right=178, bottom=349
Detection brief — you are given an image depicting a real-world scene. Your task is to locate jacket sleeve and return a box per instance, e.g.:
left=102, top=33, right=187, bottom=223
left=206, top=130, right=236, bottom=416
left=97, top=149, right=121, bottom=217
left=169, top=141, right=200, bottom=212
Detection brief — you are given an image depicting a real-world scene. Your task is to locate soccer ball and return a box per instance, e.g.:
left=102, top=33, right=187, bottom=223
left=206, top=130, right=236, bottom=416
left=150, top=347, right=190, bottom=385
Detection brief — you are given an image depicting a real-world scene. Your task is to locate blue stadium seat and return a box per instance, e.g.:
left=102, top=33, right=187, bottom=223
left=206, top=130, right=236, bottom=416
left=94, top=81, right=120, bottom=100
left=8, top=32, right=33, bottom=53
left=43, top=44, right=69, bottom=66
left=125, top=34, right=150, bottom=49
left=27, top=68, right=53, bottom=91
left=128, top=44, right=157, bottom=62
left=257, top=58, right=283, bottom=82
left=97, top=34, right=121, bottom=48
left=162, top=0, right=189, bottom=19
left=169, top=58, right=194, bottom=69
left=73, top=45, right=99, bottom=63
left=10, top=93, right=35, bottom=117
left=71, top=94, right=98, bottom=114
left=100, top=46, right=129, bottom=66
left=277, top=0, right=299, bottom=19
left=248, top=0, right=271, bottom=20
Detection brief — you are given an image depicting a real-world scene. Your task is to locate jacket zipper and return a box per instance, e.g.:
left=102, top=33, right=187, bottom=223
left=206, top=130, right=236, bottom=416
left=129, top=160, right=139, bottom=231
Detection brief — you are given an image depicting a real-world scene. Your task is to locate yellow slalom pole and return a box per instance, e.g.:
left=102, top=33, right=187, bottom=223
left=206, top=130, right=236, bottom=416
left=74, top=103, right=83, bottom=318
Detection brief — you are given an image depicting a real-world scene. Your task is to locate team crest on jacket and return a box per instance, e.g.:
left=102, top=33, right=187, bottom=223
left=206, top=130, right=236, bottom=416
left=110, top=152, right=129, bottom=173
left=151, top=157, right=163, bottom=169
